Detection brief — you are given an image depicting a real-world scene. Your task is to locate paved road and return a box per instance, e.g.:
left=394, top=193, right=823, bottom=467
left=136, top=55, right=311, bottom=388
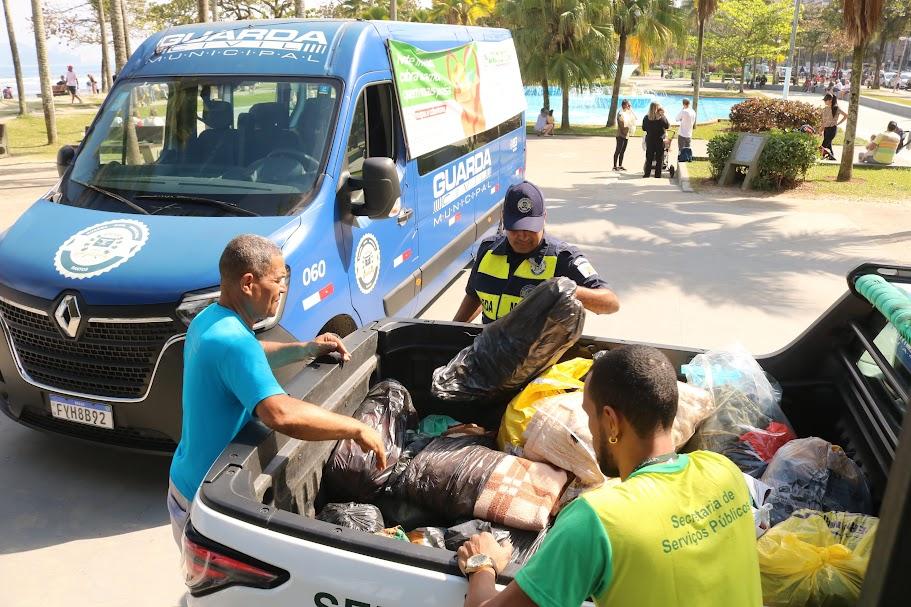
left=1, top=136, right=910, bottom=606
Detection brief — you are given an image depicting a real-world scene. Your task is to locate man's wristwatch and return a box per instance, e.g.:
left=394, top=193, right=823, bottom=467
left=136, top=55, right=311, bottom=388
left=463, top=554, right=497, bottom=576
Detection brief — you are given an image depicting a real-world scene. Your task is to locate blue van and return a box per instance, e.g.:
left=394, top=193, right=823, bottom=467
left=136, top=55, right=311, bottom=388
left=0, top=20, right=526, bottom=452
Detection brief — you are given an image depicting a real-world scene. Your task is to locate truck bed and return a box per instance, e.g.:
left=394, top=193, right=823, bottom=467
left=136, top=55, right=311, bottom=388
left=196, top=264, right=909, bottom=585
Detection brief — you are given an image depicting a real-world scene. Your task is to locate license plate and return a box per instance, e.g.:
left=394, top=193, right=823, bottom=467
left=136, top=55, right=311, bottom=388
left=49, top=395, right=114, bottom=430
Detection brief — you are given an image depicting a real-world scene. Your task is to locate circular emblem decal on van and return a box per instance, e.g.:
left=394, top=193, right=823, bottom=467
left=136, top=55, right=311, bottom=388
left=354, top=233, right=381, bottom=294
left=54, top=219, right=150, bottom=280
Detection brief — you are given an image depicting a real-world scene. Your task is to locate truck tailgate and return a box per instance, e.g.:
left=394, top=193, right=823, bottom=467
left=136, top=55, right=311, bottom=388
left=190, top=496, right=515, bottom=607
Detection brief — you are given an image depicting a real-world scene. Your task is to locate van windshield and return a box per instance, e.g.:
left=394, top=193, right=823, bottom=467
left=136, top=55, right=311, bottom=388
left=64, top=77, right=338, bottom=217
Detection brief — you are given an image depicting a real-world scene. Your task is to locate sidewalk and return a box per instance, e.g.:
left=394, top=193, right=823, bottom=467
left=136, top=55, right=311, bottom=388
left=422, top=135, right=911, bottom=354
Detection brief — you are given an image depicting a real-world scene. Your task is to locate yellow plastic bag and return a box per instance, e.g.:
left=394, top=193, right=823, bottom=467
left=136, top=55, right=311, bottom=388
left=497, top=358, right=592, bottom=451
left=757, top=509, right=878, bottom=607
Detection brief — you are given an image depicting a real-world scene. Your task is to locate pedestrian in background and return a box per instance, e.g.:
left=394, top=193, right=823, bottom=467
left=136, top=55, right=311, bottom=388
left=675, top=98, right=696, bottom=159
left=613, top=99, right=636, bottom=171
left=820, top=93, right=847, bottom=161
left=65, top=65, right=83, bottom=104
left=87, top=74, right=99, bottom=95
left=642, top=102, right=669, bottom=178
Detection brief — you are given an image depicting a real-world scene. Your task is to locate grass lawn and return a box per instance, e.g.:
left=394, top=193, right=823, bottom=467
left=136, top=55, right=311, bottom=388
left=4, top=111, right=97, bottom=159
left=686, top=159, right=911, bottom=202
left=861, top=93, right=911, bottom=107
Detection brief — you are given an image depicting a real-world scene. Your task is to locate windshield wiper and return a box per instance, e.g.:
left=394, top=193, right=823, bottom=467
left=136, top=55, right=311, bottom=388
left=79, top=182, right=150, bottom=215
left=137, top=194, right=261, bottom=217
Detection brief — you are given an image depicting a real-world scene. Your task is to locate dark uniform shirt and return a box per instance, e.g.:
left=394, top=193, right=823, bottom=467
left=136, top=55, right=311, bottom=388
left=466, top=234, right=609, bottom=323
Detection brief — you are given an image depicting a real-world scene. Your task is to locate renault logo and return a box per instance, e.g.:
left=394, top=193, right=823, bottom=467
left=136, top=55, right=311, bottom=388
left=54, top=295, right=81, bottom=338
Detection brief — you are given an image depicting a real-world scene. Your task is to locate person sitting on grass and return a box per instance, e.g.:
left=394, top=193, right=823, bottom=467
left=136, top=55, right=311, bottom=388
left=858, top=121, right=901, bottom=165
left=534, top=107, right=553, bottom=136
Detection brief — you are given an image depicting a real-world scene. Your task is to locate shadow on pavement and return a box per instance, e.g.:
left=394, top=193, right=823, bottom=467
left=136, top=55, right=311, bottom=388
left=0, top=414, right=171, bottom=554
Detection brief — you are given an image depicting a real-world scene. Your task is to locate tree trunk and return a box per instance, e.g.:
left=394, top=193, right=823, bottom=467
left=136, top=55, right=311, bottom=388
left=109, top=0, right=127, bottom=72
left=121, top=0, right=131, bottom=57
left=872, top=36, right=886, bottom=89
left=808, top=47, right=816, bottom=77
left=96, top=0, right=113, bottom=92
left=2, top=0, right=28, bottom=115
left=606, top=33, right=627, bottom=128
left=198, top=0, right=209, bottom=22
left=30, top=0, right=56, bottom=144
left=212, top=0, right=219, bottom=21
left=739, top=61, right=746, bottom=93
left=560, top=77, right=570, bottom=130
left=693, top=19, right=705, bottom=113
left=751, top=57, right=757, bottom=88
left=771, top=59, right=778, bottom=85
left=837, top=44, right=864, bottom=182
left=295, top=0, right=305, bottom=17
left=542, top=77, right=550, bottom=110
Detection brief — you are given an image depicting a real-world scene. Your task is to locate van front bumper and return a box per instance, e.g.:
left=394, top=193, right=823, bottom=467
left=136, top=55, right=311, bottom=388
left=0, top=287, right=184, bottom=454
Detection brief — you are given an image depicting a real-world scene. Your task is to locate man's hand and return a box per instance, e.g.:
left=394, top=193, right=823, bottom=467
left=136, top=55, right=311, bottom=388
left=458, top=533, right=513, bottom=576
left=307, top=333, right=351, bottom=362
left=354, top=424, right=387, bottom=470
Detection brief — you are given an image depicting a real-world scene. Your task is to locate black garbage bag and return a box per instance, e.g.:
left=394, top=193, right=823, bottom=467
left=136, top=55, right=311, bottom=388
left=316, top=502, right=385, bottom=533
left=761, top=437, right=873, bottom=526
left=374, top=495, right=444, bottom=530
left=322, top=380, right=418, bottom=503
left=395, top=435, right=505, bottom=519
left=431, top=278, right=585, bottom=402
left=442, top=519, right=549, bottom=567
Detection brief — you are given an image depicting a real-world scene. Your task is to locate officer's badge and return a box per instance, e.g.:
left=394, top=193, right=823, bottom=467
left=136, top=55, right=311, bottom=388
left=530, top=258, right=546, bottom=275
left=517, top=197, right=533, bottom=213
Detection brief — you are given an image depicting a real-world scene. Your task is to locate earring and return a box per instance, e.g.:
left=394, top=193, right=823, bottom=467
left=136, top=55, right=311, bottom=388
left=608, top=436, right=618, bottom=444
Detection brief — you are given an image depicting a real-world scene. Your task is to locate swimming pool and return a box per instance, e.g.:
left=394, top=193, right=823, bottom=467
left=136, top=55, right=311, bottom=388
left=524, top=87, right=745, bottom=125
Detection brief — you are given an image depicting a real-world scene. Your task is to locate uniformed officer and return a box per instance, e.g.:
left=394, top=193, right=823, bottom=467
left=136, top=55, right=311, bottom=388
left=453, top=181, right=619, bottom=323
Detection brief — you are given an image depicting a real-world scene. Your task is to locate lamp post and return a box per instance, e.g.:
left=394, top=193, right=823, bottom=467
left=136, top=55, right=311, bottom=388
left=782, top=0, right=801, bottom=99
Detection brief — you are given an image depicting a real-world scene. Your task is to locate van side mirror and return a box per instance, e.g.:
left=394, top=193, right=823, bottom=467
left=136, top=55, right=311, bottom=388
left=349, top=157, right=401, bottom=219
left=56, top=145, right=77, bottom=177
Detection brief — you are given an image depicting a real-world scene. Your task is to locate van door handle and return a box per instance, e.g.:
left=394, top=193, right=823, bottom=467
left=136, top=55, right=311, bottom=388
left=397, top=208, right=414, bottom=225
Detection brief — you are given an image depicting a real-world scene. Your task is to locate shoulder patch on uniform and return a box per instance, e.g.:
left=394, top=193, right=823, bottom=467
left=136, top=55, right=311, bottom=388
left=574, top=257, right=597, bottom=279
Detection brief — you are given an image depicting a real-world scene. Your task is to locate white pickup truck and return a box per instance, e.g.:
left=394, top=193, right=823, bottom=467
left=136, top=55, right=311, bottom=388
left=183, top=263, right=911, bottom=606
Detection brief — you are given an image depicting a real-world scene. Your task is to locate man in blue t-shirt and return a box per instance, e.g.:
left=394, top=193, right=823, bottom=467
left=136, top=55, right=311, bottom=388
left=167, top=234, right=386, bottom=544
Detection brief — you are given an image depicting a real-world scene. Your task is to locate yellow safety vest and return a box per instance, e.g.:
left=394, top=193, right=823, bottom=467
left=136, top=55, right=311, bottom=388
left=474, top=241, right=558, bottom=322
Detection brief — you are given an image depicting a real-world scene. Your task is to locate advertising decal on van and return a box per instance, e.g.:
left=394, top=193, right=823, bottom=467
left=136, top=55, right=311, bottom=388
left=354, top=234, right=381, bottom=294
left=53, top=219, right=150, bottom=280
left=389, top=38, right=525, bottom=157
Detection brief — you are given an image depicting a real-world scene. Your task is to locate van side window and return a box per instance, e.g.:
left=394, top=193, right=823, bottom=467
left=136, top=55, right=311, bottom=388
left=346, top=84, right=396, bottom=178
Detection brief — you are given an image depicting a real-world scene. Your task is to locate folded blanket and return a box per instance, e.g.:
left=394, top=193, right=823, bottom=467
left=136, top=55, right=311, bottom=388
left=473, top=456, right=568, bottom=531
left=522, top=392, right=603, bottom=486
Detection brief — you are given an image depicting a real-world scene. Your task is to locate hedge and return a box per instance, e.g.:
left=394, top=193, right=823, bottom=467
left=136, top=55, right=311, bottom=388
left=707, top=130, right=817, bottom=190
left=729, top=98, right=821, bottom=133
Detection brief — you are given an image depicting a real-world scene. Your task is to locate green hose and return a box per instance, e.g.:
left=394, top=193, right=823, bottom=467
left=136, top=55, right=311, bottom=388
left=855, top=274, right=911, bottom=344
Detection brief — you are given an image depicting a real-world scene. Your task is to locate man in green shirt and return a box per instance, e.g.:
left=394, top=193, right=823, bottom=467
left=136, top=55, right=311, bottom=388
left=457, top=345, right=762, bottom=607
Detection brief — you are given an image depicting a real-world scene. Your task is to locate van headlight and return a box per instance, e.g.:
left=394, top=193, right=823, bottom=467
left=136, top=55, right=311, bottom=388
left=176, top=288, right=221, bottom=327
left=175, top=287, right=286, bottom=332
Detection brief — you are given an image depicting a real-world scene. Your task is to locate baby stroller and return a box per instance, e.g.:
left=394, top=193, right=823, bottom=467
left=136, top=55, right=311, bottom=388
left=663, top=131, right=677, bottom=178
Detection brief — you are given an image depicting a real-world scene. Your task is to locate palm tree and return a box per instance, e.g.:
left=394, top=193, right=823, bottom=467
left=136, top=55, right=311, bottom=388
left=110, top=0, right=128, bottom=72
left=295, top=0, right=305, bottom=17
left=94, top=0, right=113, bottom=92
left=605, top=0, right=686, bottom=127
left=837, top=0, right=884, bottom=181
left=502, top=0, right=615, bottom=129
left=431, top=0, right=494, bottom=24
left=198, top=0, right=210, bottom=22
left=121, top=0, right=132, bottom=57
left=2, top=0, right=28, bottom=115
left=692, top=0, right=719, bottom=112
left=29, top=0, right=56, bottom=144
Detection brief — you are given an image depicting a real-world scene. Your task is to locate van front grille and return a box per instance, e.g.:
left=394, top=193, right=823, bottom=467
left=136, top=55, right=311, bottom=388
left=0, top=299, right=180, bottom=400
